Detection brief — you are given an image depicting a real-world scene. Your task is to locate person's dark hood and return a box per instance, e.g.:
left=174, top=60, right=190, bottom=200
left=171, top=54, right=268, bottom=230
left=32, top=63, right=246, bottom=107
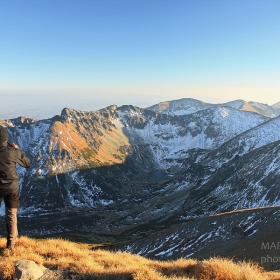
left=0, top=127, right=8, bottom=143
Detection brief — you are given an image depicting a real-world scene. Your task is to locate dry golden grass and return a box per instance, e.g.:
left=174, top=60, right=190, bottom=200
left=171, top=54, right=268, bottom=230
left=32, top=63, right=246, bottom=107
left=0, top=236, right=280, bottom=280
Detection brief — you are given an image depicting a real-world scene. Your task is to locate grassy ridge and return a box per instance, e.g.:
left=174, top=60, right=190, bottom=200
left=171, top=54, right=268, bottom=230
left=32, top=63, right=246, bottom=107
left=1, top=236, right=280, bottom=280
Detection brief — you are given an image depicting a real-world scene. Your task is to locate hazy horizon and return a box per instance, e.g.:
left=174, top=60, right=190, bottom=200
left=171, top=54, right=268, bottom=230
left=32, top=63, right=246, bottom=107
left=0, top=93, right=279, bottom=120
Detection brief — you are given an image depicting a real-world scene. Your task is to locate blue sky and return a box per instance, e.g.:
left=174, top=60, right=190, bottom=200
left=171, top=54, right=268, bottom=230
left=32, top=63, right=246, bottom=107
left=1, top=0, right=280, bottom=118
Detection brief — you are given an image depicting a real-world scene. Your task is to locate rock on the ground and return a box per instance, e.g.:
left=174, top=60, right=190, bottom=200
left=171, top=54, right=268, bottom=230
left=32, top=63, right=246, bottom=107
left=14, top=260, right=47, bottom=280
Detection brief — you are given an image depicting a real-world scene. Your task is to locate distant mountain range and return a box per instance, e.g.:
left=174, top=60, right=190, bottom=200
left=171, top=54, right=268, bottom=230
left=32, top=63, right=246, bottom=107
left=1, top=97, right=280, bottom=270
left=147, top=98, right=280, bottom=117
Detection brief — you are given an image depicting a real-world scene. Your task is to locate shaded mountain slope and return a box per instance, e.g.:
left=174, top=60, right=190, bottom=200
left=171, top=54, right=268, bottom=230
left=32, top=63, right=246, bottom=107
left=120, top=105, right=268, bottom=171
left=121, top=206, right=280, bottom=270
left=203, top=115, right=280, bottom=168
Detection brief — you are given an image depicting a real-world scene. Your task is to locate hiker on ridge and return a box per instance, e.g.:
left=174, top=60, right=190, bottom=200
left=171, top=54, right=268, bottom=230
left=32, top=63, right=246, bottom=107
left=0, top=127, right=30, bottom=249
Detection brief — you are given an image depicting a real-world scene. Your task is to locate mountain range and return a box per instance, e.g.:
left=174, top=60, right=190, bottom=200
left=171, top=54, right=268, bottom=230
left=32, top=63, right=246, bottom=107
left=1, top=97, right=280, bottom=270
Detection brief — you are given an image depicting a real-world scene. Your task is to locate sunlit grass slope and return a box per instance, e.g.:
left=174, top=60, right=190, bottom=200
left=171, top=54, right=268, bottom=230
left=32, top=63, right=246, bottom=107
left=1, top=236, right=280, bottom=280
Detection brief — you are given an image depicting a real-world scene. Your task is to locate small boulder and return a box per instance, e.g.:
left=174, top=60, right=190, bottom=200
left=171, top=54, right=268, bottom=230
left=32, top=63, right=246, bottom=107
left=14, top=260, right=47, bottom=280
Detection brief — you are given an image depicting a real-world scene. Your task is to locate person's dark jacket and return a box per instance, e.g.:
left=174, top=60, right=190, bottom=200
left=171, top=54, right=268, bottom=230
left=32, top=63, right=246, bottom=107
left=0, top=143, right=31, bottom=184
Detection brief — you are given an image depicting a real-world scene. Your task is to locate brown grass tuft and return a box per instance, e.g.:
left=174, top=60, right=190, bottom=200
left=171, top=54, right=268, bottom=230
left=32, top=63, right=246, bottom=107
left=196, top=257, right=266, bottom=280
left=0, top=236, right=279, bottom=279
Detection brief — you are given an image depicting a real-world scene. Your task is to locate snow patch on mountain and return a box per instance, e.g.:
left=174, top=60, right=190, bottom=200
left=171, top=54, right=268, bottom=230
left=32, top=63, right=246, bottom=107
left=120, top=106, right=267, bottom=169
left=205, top=115, right=280, bottom=167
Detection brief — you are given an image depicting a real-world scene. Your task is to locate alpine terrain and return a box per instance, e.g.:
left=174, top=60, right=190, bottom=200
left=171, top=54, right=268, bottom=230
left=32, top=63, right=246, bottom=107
left=1, top=97, right=280, bottom=270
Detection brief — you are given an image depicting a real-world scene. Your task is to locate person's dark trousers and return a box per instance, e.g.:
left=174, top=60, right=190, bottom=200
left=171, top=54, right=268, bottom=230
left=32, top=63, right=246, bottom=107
left=6, top=207, right=18, bottom=247
left=0, top=181, right=20, bottom=248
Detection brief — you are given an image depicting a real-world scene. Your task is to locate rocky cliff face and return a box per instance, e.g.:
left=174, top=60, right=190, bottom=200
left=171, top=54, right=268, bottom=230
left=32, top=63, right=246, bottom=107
left=1, top=98, right=280, bottom=267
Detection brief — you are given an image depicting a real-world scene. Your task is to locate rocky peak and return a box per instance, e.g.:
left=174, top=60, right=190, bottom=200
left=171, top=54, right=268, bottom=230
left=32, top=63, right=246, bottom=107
left=0, top=116, right=39, bottom=130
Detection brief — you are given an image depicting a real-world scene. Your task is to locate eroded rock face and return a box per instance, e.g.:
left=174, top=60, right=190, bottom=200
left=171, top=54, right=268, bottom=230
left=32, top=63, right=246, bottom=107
left=14, top=260, right=46, bottom=280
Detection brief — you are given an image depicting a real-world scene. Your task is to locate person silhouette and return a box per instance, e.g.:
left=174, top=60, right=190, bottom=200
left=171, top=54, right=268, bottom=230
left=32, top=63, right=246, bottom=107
left=0, top=127, right=30, bottom=249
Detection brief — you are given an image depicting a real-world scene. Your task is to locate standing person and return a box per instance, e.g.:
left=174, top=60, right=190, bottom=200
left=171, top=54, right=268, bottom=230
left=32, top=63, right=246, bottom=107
left=0, top=126, right=30, bottom=249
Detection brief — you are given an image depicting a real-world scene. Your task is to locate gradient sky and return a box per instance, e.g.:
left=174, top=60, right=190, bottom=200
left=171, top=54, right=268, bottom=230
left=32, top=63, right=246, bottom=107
left=1, top=0, right=280, bottom=118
